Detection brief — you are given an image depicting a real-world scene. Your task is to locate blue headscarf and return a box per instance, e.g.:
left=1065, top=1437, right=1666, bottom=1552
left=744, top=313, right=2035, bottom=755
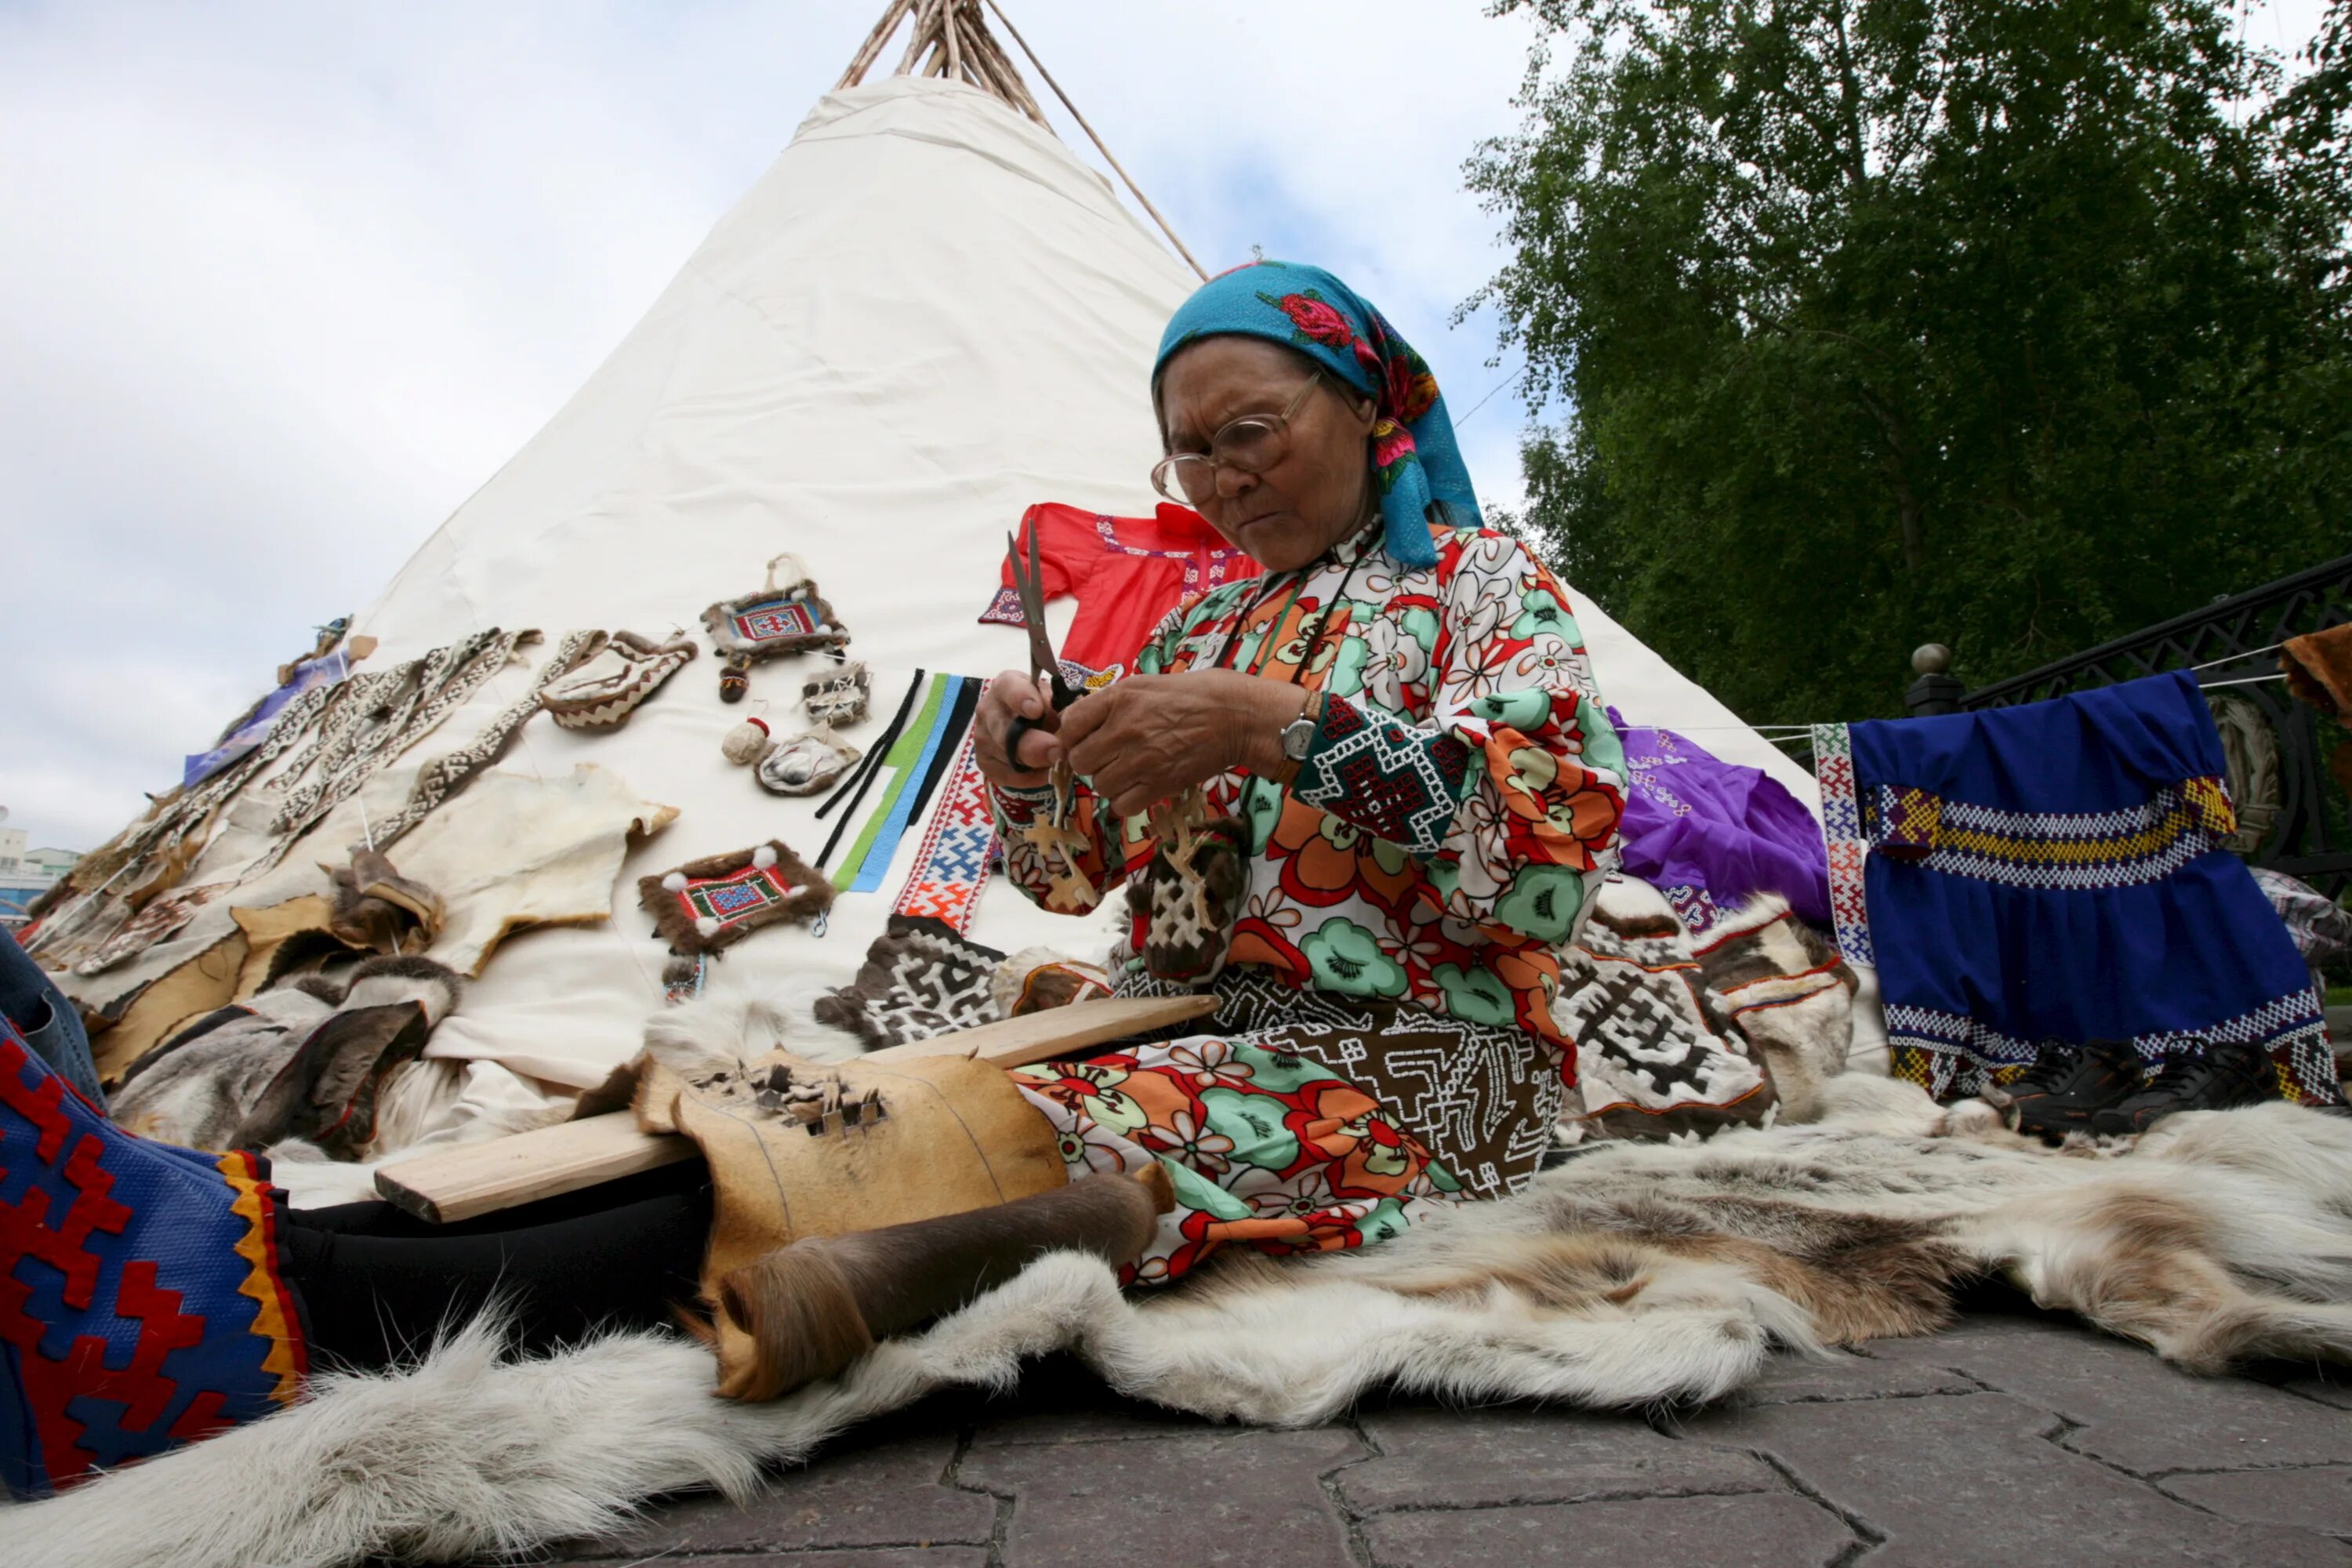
left=1153, top=261, right=1479, bottom=569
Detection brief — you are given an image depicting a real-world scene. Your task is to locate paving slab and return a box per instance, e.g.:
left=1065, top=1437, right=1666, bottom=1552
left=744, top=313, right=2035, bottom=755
left=531, top=1554, right=986, bottom=1568
left=1678, top=1388, right=2352, bottom=1566
left=558, top=1424, right=993, bottom=1559
left=1339, top=1404, right=1777, bottom=1512
left=2280, top=1369, right=2352, bottom=1412
left=969, top=1353, right=1221, bottom=1447
left=956, top=1427, right=1365, bottom=1568
left=1865, top=1313, right=2352, bottom=1474
left=2160, top=1465, right=2352, bottom=1536
left=1363, top=1492, right=1854, bottom=1568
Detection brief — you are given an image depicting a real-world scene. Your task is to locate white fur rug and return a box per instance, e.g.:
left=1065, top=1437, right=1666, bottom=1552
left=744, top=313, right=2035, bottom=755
left=15, top=1077, right=2352, bottom=1568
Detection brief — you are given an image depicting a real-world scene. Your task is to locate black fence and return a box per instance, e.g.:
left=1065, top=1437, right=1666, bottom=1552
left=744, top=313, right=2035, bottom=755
left=1951, top=554, right=2352, bottom=899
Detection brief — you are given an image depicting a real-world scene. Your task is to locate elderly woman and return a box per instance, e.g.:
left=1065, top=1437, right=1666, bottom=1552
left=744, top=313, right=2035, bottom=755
left=980, top=261, right=1626, bottom=1282
left=0, top=264, right=1623, bottom=1499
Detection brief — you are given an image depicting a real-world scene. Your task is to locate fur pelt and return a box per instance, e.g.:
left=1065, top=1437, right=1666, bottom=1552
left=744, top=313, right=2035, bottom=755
left=641, top=979, right=869, bottom=1076
left=108, top=956, right=463, bottom=1156
left=21, top=1076, right=2352, bottom=1568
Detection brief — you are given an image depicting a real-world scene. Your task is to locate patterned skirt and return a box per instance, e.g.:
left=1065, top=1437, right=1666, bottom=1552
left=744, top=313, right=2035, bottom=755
left=1011, top=971, right=1563, bottom=1285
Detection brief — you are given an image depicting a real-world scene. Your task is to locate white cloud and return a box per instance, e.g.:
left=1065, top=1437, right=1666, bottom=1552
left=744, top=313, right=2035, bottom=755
left=2, top=0, right=2323, bottom=848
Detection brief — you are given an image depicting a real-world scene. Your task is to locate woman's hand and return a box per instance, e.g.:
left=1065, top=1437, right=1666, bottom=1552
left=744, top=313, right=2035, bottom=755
left=1059, top=670, right=1308, bottom=817
left=976, top=671, right=1065, bottom=789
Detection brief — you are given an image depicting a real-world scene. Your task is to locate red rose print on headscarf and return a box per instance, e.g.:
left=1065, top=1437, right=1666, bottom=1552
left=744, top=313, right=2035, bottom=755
left=1371, top=419, right=1417, bottom=482
left=1264, top=290, right=1356, bottom=350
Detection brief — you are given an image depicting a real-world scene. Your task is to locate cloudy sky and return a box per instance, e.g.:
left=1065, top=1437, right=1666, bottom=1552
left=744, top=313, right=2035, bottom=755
left=0, top=0, right=2325, bottom=852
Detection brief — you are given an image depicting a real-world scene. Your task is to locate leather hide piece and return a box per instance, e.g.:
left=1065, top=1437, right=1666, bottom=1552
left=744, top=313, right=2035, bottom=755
left=991, top=948, right=1112, bottom=1018
left=108, top=982, right=339, bottom=1148
left=394, top=764, right=680, bottom=976
left=89, top=931, right=249, bottom=1084
left=631, top=1047, right=1065, bottom=1390
left=230, top=895, right=360, bottom=996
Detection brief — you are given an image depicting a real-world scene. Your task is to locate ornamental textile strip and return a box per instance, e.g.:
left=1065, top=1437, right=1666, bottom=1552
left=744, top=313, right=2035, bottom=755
left=1809, top=672, right=2339, bottom=1107
left=891, top=677, right=982, bottom=861
left=891, top=726, right=998, bottom=934
left=847, top=676, right=977, bottom=895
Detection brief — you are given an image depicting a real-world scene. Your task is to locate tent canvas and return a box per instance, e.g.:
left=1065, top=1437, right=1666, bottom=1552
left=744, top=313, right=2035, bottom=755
left=45, top=66, right=1816, bottom=1108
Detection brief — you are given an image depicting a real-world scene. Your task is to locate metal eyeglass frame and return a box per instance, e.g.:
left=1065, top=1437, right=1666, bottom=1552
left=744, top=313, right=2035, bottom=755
left=1150, top=373, right=1333, bottom=506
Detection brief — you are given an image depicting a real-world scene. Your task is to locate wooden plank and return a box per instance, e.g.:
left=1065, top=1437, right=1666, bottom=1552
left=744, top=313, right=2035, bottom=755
left=373, top=993, right=1214, bottom=1224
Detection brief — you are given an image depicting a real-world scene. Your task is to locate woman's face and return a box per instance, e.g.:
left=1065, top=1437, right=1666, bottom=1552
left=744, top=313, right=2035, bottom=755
left=1159, top=336, right=1377, bottom=573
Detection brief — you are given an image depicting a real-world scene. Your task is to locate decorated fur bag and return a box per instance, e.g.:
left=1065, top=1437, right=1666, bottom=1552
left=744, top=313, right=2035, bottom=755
left=1129, top=790, right=1249, bottom=985
left=702, top=554, right=851, bottom=703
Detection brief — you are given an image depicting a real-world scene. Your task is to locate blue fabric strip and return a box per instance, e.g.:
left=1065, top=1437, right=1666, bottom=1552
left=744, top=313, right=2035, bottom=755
left=849, top=675, right=971, bottom=894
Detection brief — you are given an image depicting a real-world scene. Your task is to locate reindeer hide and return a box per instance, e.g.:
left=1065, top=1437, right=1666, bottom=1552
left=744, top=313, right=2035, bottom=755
left=21, top=1076, right=2352, bottom=1568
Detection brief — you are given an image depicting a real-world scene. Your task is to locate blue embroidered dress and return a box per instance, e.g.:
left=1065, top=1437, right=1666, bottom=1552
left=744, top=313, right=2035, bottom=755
left=1814, top=671, right=2339, bottom=1103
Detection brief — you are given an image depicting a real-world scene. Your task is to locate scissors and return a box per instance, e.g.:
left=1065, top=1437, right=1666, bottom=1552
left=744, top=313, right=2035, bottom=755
left=1001, top=528, right=1083, bottom=768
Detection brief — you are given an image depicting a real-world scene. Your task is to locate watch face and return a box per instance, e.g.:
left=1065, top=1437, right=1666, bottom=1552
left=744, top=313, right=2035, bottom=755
left=1282, top=717, right=1316, bottom=760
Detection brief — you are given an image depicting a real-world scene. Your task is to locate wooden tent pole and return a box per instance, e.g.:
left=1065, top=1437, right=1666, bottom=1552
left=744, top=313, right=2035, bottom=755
left=897, top=0, right=942, bottom=75
left=964, top=16, right=1049, bottom=125
left=941, top=1, right=964, bottom=83
left=837, top=0, right=913, bottom=89
left=979, top=0, right=1209, bottom=281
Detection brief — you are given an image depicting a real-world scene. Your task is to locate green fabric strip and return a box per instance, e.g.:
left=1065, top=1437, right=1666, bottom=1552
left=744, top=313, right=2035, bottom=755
left=833, top=672, right=948, bottom=889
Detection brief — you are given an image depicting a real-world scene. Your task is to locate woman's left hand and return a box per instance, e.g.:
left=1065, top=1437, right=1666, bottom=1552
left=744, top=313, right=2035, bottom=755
left=1059, top=670, right=1307, bottom=817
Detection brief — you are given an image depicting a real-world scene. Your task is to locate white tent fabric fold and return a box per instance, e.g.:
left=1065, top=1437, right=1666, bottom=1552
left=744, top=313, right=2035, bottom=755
left=74, top=74, right=1816, bottom=1096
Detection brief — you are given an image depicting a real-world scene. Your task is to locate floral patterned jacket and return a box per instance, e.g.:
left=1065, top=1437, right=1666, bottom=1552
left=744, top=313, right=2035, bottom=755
left=991, top=521, right=1626, bottom=1068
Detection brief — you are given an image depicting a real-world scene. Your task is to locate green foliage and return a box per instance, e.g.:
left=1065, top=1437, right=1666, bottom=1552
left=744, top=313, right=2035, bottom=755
left=1472, top=0, right=2352, bottom=723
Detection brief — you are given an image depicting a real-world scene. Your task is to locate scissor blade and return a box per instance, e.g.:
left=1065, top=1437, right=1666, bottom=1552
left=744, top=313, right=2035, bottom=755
left=1005, top=530, right=1067, bottom=692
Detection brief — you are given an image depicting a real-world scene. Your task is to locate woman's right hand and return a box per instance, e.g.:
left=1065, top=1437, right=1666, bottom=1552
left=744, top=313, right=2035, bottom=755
left=977, top=671, right=1065, bottom=789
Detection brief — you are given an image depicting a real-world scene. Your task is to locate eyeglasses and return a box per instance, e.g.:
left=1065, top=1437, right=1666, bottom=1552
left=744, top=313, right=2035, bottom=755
left=1151, top=376, right=1326, bottom=506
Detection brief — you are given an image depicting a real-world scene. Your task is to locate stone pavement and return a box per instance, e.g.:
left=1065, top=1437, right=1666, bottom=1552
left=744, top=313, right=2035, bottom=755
left=514, top=1306, right=2352, bottom=1568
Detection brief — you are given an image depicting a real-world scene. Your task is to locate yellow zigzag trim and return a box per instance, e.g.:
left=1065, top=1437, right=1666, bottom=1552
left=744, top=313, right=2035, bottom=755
left=216, top=1154, right=303, bottom=1406
left=1886, top=776, right=2234, bottom=869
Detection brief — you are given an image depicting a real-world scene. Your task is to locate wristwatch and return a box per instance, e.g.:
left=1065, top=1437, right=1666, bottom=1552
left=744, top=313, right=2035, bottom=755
left=1270, top=694, right=1323, bottom=787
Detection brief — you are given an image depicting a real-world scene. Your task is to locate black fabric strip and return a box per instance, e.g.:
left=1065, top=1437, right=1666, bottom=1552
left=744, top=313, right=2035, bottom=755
left=817, top=666, right=924, bottom=821
left=817, top=670, right=929, bottom=869
left=896, top=676, right=981, bottom=848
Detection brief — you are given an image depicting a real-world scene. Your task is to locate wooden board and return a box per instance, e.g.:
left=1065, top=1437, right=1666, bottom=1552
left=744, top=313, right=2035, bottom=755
left=372, top=993, right=1216, bottom=1224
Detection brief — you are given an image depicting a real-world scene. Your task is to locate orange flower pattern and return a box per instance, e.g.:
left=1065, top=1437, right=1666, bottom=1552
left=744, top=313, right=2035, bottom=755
left=994, top=522, right=1628, bottom=1064
left=1012, top=1036, right=1461, bottom=1284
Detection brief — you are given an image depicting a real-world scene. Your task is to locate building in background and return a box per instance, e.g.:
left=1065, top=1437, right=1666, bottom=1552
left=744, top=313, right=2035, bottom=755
left=0, top=816, right=78, bottom=930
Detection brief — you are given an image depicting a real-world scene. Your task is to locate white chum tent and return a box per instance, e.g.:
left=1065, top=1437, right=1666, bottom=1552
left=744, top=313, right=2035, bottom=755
left=49, top=7, right=1815, bottom=1120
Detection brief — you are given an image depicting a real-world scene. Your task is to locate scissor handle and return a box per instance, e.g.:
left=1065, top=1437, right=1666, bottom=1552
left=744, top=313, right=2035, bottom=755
left=1004, top=712, right=1047, bottom=770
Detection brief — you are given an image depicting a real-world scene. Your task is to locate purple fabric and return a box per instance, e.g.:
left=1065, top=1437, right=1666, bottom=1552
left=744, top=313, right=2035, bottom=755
left=1609, top=710, right=1832, bottom=933
left=182, top=652, right=348, bottom=788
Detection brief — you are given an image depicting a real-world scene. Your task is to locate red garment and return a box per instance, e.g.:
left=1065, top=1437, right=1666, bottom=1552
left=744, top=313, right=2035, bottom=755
left=980, top=503, right=1261, bottom=673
